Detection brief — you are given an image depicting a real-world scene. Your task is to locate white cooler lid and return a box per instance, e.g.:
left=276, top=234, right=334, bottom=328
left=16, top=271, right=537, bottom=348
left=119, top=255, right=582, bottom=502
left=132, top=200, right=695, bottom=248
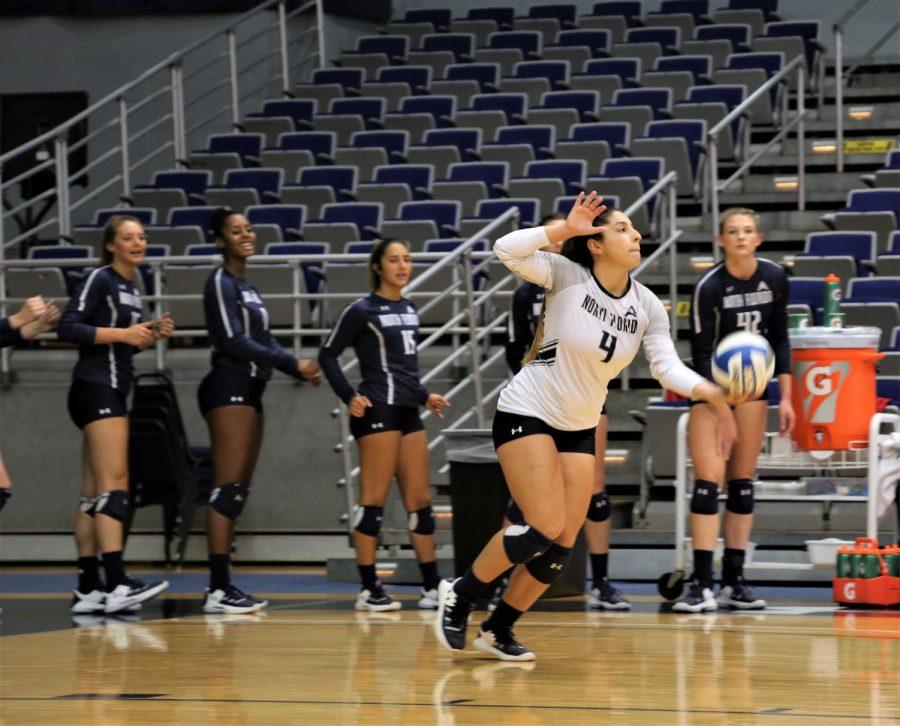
left=788, top=326, right=881, bottom=349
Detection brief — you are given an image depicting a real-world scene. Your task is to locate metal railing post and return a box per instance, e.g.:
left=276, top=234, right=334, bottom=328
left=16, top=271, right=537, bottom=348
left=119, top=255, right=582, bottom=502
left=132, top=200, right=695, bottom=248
left=463, top=250, right=485, bottom=428
left=315, top=0, right=327, bottom=69
left=668, top=179, right=678, bottom=336
left=278, top=0, right=291, bottom=95
left=0, top=160, right=7, bottom=376
left=292, top=261, right=302, bottom=358
left=797, top=63, right=806, bottom=212
left=117, top=96, right=131, bottom=199
left=835, top=25, right=844, bottom=173
left=154, top=264, right=165, bottom=371
left=708, top=134, right=720, bottom=261
left=170, top=64, right=186, bottom=163
left=53, top=136, right=71, bottom=238
left=338, top=405, right=355, bottom=536
left=227, top=29, right=240, bottom=128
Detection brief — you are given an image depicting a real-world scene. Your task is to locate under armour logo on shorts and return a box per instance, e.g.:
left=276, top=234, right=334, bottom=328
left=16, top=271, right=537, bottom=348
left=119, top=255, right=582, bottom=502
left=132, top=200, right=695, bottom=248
left=98, top=408, right=112, bottom=415
left=511, top=426, right=523, bottom=435
left=549, top=562, right=563, bottom=571
left=230, top=396, right=244, bottom=403
left=371, top=422, right=385, bottom=429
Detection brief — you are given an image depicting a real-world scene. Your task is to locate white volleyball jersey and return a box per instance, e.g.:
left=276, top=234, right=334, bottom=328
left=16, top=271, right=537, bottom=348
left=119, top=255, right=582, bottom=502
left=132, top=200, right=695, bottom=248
left=495, top=227, right=704, bottom=431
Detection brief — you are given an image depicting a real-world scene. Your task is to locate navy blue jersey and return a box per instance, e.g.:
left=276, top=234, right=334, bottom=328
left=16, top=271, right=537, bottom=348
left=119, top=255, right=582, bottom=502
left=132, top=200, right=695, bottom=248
left=319, top=293, right=428, bottom=407
left=204, top=266, right=299, bottom=381
left=0, top=317, right=22, bottom=348
left=691, top=257, right=790, bottom=381
left=58, top=266, right=144, bottom=392
left=505, top=281, right=545, bottom=374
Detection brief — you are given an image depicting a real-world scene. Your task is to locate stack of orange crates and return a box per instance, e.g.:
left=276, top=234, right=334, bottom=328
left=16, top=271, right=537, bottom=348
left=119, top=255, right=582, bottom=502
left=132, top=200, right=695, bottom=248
left=833, top=537, right=900, bottom=607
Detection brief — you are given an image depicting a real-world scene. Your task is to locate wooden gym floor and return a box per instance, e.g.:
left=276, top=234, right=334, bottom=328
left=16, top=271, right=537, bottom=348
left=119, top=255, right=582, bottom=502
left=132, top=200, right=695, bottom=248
left=0, top=571, right=898, bottom=724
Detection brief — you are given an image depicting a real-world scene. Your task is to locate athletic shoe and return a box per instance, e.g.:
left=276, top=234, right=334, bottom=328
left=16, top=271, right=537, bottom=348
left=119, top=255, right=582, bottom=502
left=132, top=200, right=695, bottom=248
left=104, top=578, right=169, bottom=614
left=355, top=587, right=402, bottom=612
left=717, top=579, right=766, bottom=610
left=71, top=589, right=106, bottom=613
left=672, top=582, right=717, bottom=613
left=473, top=627, right=535, bottom=662
left=417, top=587, right=439, bottom=609
left=487, top=577, right=509, bottom=613
left=203, top=585, right=268, bottom=614
left=434, top=578, right=473, bottom=651
left=587, top=579, right=632, bottom=611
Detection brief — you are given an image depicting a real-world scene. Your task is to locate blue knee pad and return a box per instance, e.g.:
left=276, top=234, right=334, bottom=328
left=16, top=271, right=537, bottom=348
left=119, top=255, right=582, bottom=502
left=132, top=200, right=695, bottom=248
left=353, top=504, right=383, bottom=537
left=408, top=505, right=435, bottom=535
left=502, top=522, right=552, bottom=564
left=586, top=492, right=610, bottom=522
left=504, top=498, right=524, bottom=525
left=525, top=543, right=572, bottom=584
left=690, top=480, right=720, bottom=515
left=726, top=478, right=754, bottom=514
left=209, top=483, right=250, bottom=520
left=95, top=490, right=131, bottom=523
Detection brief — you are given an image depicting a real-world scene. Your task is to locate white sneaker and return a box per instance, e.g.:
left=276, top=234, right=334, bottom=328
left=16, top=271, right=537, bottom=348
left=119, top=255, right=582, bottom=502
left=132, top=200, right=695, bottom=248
left=671, top=582, right=718, bottom=613
left=104, top=578, right=169, bottom=614
left=417, top=587, right=440, bottom=609
left=202, top=585, right=267, bottom=614
left=71, top=589, right=106, bottom=613
left=355, top=588, right=402, bottom=612
left=472, top=627, right=535, bottom=662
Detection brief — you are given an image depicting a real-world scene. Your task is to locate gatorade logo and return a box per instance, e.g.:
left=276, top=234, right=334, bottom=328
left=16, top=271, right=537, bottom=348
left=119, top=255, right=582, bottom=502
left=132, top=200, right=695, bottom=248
left=796, top=360, right=850, bottom=424
left=843, top=581, right=856, bottom=601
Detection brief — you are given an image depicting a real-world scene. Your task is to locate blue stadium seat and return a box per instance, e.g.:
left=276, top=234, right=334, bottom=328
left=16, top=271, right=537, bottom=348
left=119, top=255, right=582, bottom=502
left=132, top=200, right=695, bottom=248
left=468, top=7, right=514, bottom=29
left=205, top=133, right=264, bottom=166
left=135, top=171, right=211, bottom=205
left=555, top=194, right=620, bottom=214
left=725, top=51, right=783, bottom=77
left=655, top=55, right=712, bottom=82
left=469, top=93, right=527, bottom=123
left=265, top=241, right=329, bottom=294
left=696, top=24, right=750, bottom=52
left=371, top=164, right=433, bottom=196
left=297, top=166, right=357, bottom=198
left=273, top=131, right=335, bottom=162
left=246, top=205, right=305, bottom=240
left=890, top=231, right=900, bottom=254
left=399, top=95, right=457, bottom=126
left=187, top=244, right=219, bottom=256
left=599, top=156, right=665, bottom=215
left=845, top=277, right=900, bottom=304
left=512, top=60, right=570, bottom=89
left=762, top=21, right=820, bottom=69
left=446, top=161, right=509, bottom=198
left=424, top=238, right=488, bottom=253
left=592, top=2, right=643, bottom=24
left=28, top=245, right=92, bottom=260
left=312, top=68, right=364, bottom=89
left=553, top=30, right=611, bottom=58
left=788, top=277, right=824, bottom=324
left=258, top=100, right=315, bottom=128
left=356, top=35, right=408, bottom=62
left=328, top=97, right=386, bottom=129
left=727, top=0, right=779, bottom=23
left=321, top=202, right=383, bottom=239
left=168, top=207, right=219, bottom=241
left=445, top=63, right=500, bottom=92
left=527, top=4, right=577, bottom=26
left=94, top=208, right=157, bottom=226
left=378, top=66, right=432, bottom=93
left=212, top=168, right=283, bottom=204
left=398, top=201, right=462, bottom=237
left=474, top=198, right=540, bottom=227
left=421, top=128, right=482, bottom=160
left=540, top=90, right=601, bottom=121
left=421, top=33, right=474, bottom=62
left=569, top=122, right=630, bottom=156
left=680, top=84, right=746, bottom=141
left=523, top=160, right=587, bottom=192
left=624, top=27, right=681, bottom=52
left=884, top=151, right=900, bottom=170
left=877, top=377, right=900, bottom=406
left=802, top=232, right=877, bottom=277
left=350, top=130, right=410, bottom=163
left=659, top=0, right=710, bottom=20
left=610, top=87, right=673, bottom=119
left=581, top=58, right=641, bottom=85
left=839, top=189, right=900, bottom=227
left=345, top=241, right=375, bottom=255
left=404, top=8, right=451, bottom=30
left=643, top=120, right=705, bottom=175
left=491, top=125, right=555, bottom=157
left=488, top=31, right=542, bottom=59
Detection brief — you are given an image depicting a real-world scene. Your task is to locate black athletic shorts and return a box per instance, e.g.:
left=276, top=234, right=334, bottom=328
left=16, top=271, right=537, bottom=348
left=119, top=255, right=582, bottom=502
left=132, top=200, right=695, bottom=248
left=197, top=367, right=267, bottom=415
left=67, top=379, right=128, bottom=429
left=492, top=409, right=596, bottom=455
left=350, top=400, right=424, bottom=439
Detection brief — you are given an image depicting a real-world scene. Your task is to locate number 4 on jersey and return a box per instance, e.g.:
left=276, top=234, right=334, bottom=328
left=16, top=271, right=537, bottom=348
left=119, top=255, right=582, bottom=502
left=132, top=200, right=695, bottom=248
left=598, top=331, right=617, bottom=363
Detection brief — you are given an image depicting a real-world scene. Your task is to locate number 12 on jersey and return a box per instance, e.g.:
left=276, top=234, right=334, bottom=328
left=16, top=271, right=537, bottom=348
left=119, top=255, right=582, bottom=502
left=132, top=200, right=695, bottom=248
left=598, top=331, right=617, bottom=363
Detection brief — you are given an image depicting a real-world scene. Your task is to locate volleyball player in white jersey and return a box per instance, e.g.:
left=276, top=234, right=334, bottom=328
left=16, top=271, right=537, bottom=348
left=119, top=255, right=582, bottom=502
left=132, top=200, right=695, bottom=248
left=434, top=192, right=738, bottom=661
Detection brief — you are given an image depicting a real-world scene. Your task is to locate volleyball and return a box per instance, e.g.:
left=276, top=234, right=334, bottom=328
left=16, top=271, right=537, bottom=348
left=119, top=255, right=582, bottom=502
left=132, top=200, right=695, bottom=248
left=711, top=331, right=775, bottom=400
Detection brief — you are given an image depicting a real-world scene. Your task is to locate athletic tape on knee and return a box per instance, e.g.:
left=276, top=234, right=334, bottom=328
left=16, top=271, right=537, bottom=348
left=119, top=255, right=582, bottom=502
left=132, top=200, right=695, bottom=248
left=726, top=478, right=754, bottom=515
left=209, top=483, right=250, bottom=521
left=504, top=498, right=524, bottom=525
left=78, top=496, right=98, bottom=517
left=502, top=522, right=552, bottom=564
left=586, top=492, right=610, bottom=522
left=95, top=490, right=131, bottom=523
left=690, top=479, right=720, bottom=515
left=525, top=543, right=572, bottom=584
left=353, top=504, right=383, bottom=537
left=408, top=505, right=435, bottom=535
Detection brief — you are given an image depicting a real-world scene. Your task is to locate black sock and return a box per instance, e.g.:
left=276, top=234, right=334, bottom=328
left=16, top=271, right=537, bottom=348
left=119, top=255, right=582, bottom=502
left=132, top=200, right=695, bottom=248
left=722, top=548, right=745, bottom=586
left=418, top=560, right=441, bottom=591
left=453, top=569, right=486, bottom=603
left=0, top=488, right=11, bottom=510
left=692, top=549, right=714, bottom=589
left=209, top=553, right=231, bottom=591
left=77, top=556, right=102, bottom=593
left=101, top=551, right=126, bottom=589
left=484, top=600, right=524, bottom=635
left=590, top=552, right=609, bottom=587
left=358, top=564, right=379, bottom=592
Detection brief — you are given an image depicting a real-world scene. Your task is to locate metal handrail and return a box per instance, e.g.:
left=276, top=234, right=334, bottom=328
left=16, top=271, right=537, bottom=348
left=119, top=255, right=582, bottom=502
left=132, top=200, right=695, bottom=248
left=707, top=54, right=808, bottom=255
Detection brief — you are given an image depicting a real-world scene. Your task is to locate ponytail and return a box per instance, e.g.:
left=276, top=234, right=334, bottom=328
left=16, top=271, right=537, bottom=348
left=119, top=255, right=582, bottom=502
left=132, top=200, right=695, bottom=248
left=521, top=299, right=547, bottom=367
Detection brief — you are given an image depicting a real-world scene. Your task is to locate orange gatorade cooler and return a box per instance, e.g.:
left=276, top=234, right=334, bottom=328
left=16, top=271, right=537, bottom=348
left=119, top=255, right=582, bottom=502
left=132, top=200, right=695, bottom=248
left=789, top=327, right=883, bottom=451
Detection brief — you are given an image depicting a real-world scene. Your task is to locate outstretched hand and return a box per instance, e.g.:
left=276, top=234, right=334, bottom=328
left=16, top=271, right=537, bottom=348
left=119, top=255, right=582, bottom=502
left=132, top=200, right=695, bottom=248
left=566, top=191, right=608, bottom=238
